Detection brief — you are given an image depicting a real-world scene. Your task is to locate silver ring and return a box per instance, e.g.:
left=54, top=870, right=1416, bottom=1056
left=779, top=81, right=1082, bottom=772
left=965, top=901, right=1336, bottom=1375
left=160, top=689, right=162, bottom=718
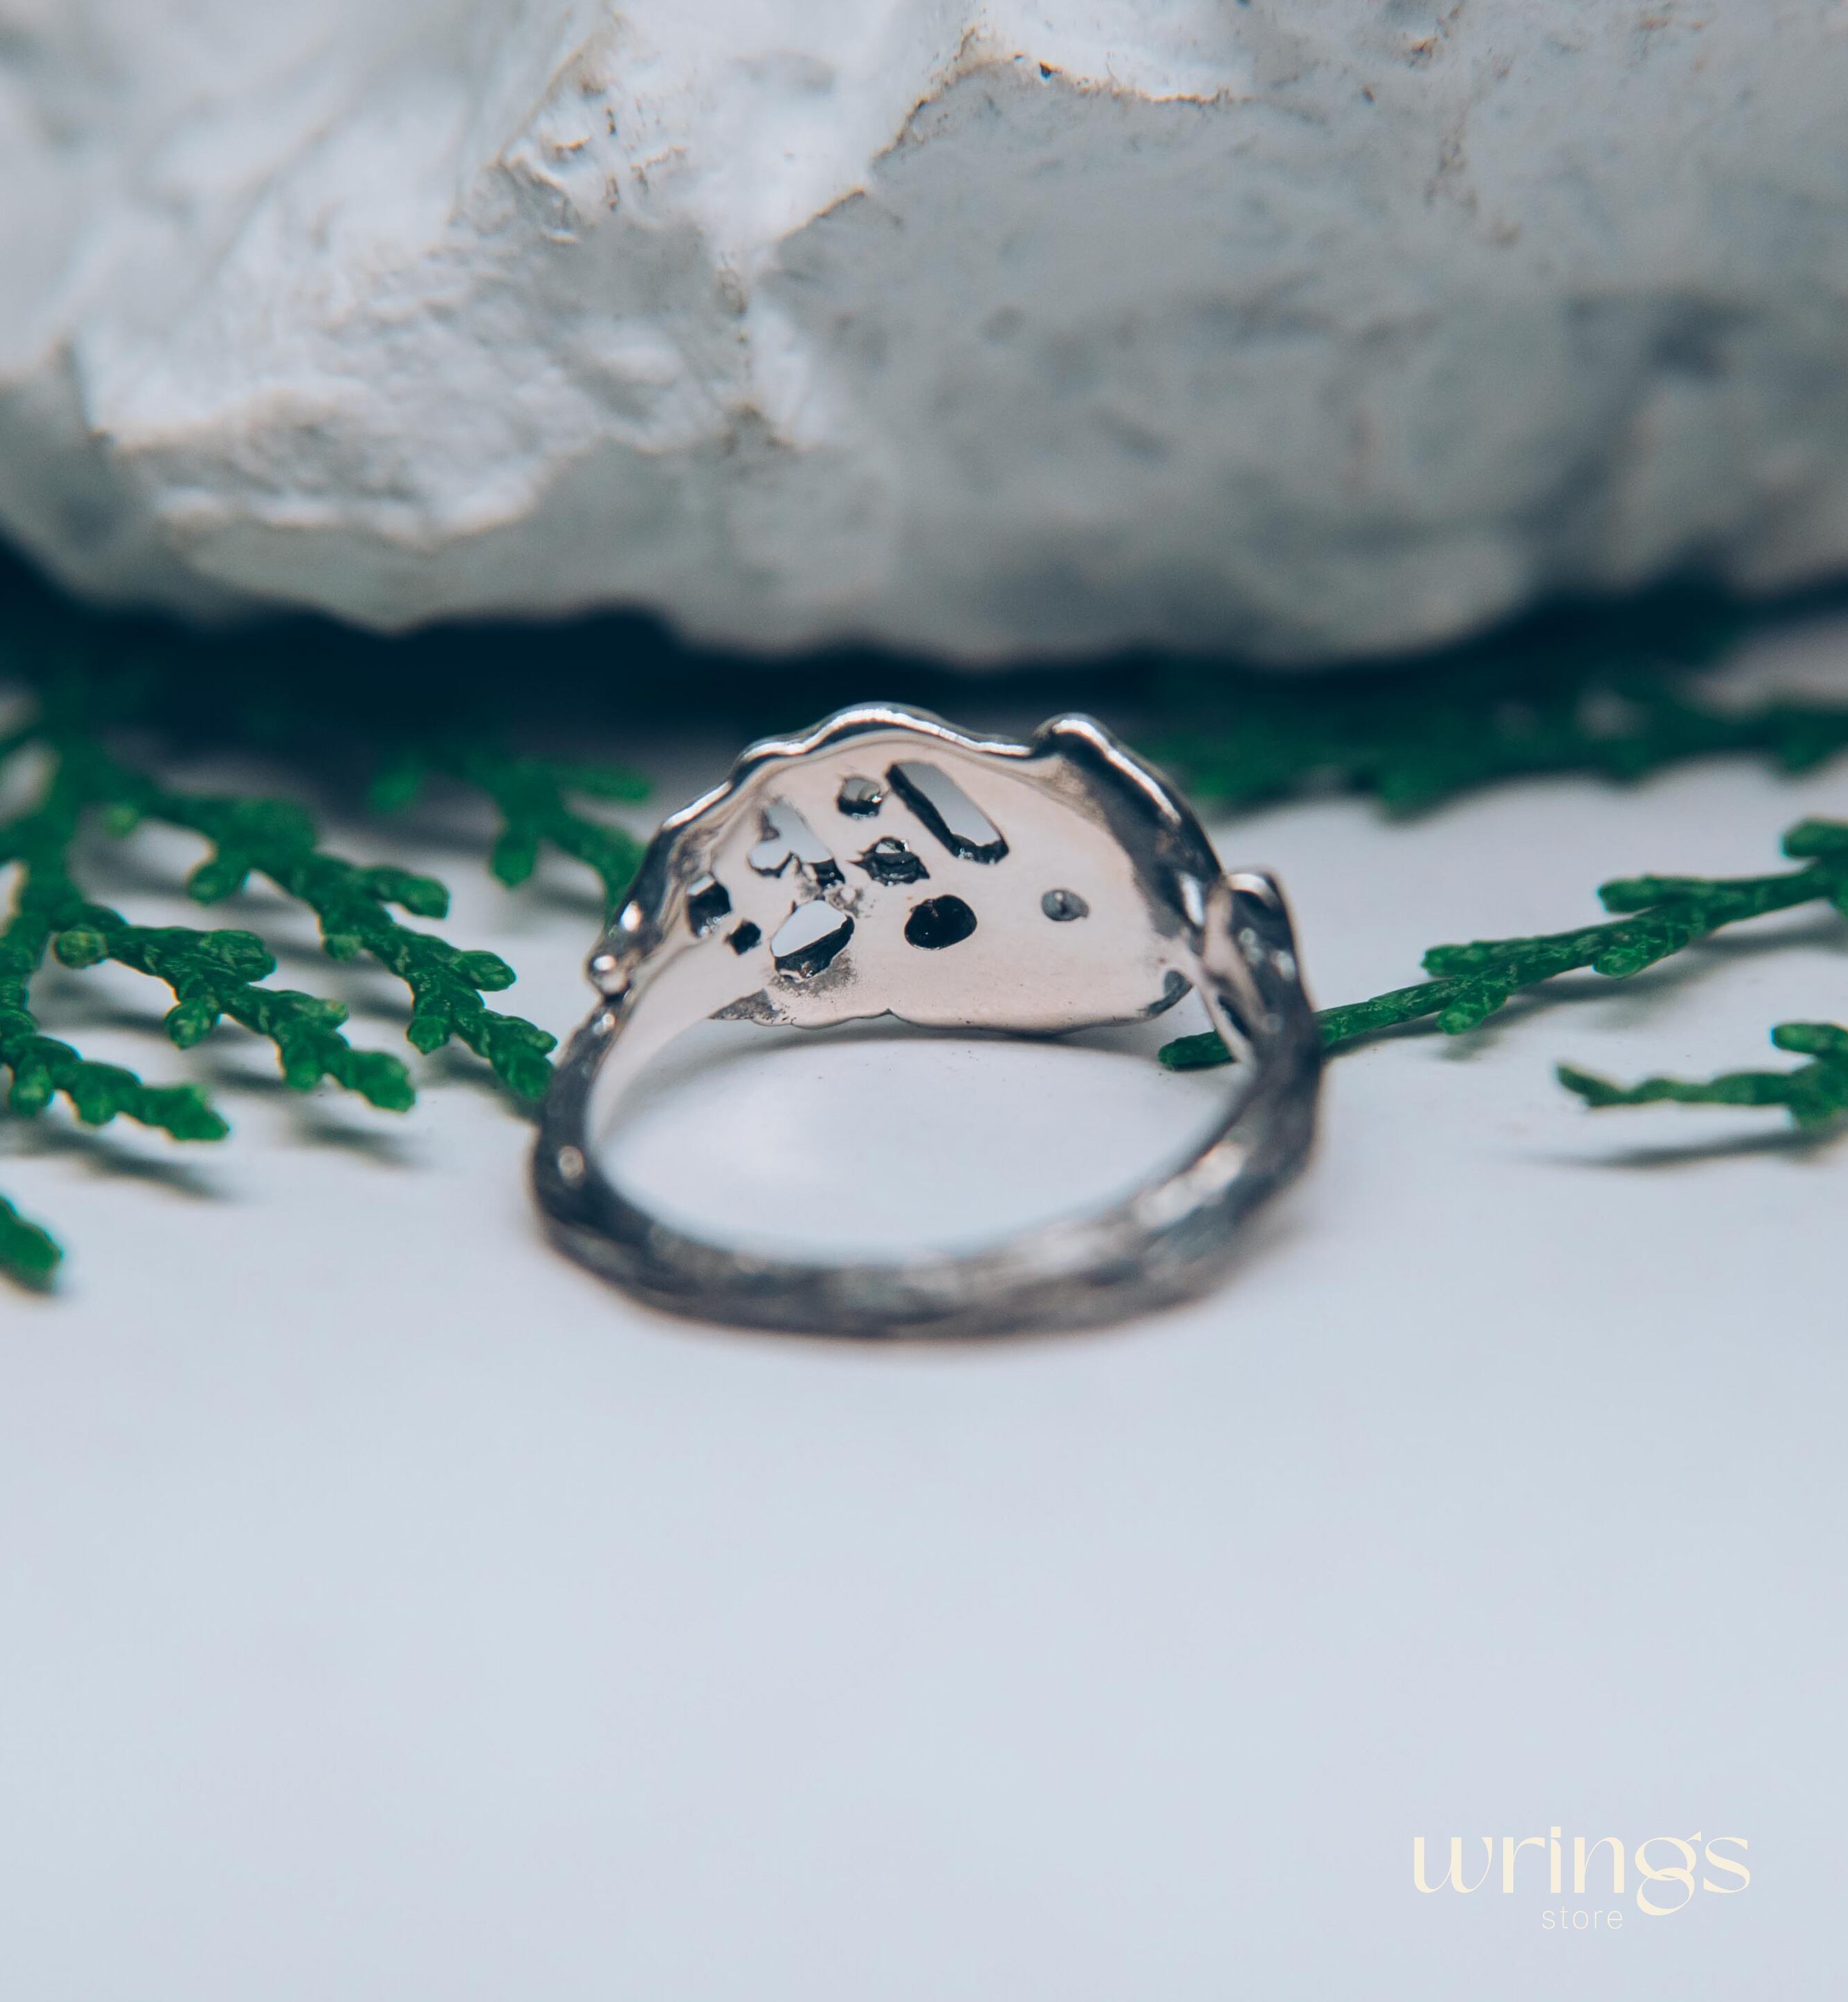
left=533, top=704, right=1321, bottom=1337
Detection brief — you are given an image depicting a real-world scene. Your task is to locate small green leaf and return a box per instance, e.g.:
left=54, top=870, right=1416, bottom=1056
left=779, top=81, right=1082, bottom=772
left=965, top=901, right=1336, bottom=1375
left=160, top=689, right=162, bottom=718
left=342, top=1050, right=417, bottom=1112
left=164, top=998, right=220, bottom=1048
left=1157, top=1031, right=1232, bottom=1071
left=405, top=1011, right=451, bottom=1055
left=489, top=827, right=541, bottom=887
left=8, top=1068, right=54, bottom=1116
left=141, top=1084, right=230, bottom=1142
left=0, top=1193, right=62, bottom=1287
left=368, top=759, right=426, bottom=814
left=1772, top=1022, right=1848, bottom=1058
left=459, top=950, right=516, bottom=991
left=554, top=761, right=651, bottom=802
left=366, top=866, right=449, bottom=919
left=494, top=1045, right=555, bottom=1100
left=1781, top=818, right=1848, bottom=858
left=187, top=858, right=249, bottom=902
left=54, top=927, right=108, bottom=968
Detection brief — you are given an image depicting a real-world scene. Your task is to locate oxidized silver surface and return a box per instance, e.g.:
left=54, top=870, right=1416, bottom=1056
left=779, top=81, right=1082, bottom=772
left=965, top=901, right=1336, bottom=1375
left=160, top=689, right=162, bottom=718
left=534, top=704, right=1321, bottom=1336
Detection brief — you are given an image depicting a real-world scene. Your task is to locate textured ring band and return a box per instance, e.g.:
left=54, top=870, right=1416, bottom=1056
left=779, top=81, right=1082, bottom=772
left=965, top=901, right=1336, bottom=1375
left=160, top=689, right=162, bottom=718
left=533, top=704, right=1322, bottom=1337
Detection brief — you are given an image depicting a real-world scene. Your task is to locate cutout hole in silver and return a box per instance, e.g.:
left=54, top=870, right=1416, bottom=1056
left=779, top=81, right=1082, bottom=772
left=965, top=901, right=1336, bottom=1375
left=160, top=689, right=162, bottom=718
left=749, top=800, right=837, bottom=878
left=686, top=874, right=732, bottom=934
left=836, top=775, right=885, bottom=817
left=903, top=895, right=979, bottom=950
left=856, top=836, right=929, bottom=886
left=888, top=761, right=1008, bottom=863
left=769, top=900, right=855, bottom=977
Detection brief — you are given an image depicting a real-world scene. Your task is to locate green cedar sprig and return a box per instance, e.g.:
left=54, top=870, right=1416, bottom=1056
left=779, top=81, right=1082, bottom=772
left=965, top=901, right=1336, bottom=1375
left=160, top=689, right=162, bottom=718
left=0, top=1191, right=59, bottom=1285
left=125, top=778, right=558, bottom=1100
left=1143, top=599, right=1848, bottom=817
left=9, top=568, right=1848, bottom=1286
left=3, top=751, right=234, bottom=1140
left=1, top=741, right=414, bottom=1132
left=1560, top=1023, right=1848, bottom=1128
left=371, top=740, right=649, bottom=908
left=0, top=746, right=261, bottom=1286
left=1161, top=817, right=1848, bottom=1088
left=0, top=710, right=586, bottom=1283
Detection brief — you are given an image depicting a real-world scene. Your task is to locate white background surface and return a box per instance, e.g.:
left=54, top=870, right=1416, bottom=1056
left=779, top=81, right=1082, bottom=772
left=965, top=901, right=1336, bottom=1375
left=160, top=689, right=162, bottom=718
left=2, top=621, right=1845, bottom=1999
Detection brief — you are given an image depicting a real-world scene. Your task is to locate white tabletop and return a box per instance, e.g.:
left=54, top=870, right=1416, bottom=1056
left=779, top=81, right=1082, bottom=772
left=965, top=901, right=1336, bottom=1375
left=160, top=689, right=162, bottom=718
left=1, top=620, right=1843, bottom=1999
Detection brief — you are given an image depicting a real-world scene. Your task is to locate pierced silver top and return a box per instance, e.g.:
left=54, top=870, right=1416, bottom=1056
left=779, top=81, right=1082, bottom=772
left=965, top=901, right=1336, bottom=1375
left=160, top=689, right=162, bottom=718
left=589, top=706, right=1223, bottom=1086
left=537, top=703, right=1322, bottom=1337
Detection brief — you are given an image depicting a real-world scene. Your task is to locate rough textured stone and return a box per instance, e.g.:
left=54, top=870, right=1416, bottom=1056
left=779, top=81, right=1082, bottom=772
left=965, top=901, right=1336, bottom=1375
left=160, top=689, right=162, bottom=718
left=3, top=2, right=1848, bottom=662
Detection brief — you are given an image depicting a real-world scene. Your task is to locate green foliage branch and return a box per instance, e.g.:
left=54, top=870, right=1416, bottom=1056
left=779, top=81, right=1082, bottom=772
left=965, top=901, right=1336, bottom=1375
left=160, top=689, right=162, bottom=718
left=1163, top=817, right=1848, bottom=1137
left=6, top=574, right=1848, bottom=1289
left=1559, top=1022, right=1848, bottom=1128
left=0, top=683, right=649, bottom=1285
left=371, top=740, right=648, bottom=908
left=1145, top=596, right=1848, bottom=817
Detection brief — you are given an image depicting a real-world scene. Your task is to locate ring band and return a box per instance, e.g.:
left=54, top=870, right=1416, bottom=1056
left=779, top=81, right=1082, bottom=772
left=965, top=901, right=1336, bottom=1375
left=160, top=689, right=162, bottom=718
left=533, top=704, right=1321, bottom=1337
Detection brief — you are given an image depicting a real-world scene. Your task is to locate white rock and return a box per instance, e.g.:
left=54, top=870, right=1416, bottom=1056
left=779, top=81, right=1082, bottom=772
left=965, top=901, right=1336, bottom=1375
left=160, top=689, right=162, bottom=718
left=4, top=2, right=1848, bottom=662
